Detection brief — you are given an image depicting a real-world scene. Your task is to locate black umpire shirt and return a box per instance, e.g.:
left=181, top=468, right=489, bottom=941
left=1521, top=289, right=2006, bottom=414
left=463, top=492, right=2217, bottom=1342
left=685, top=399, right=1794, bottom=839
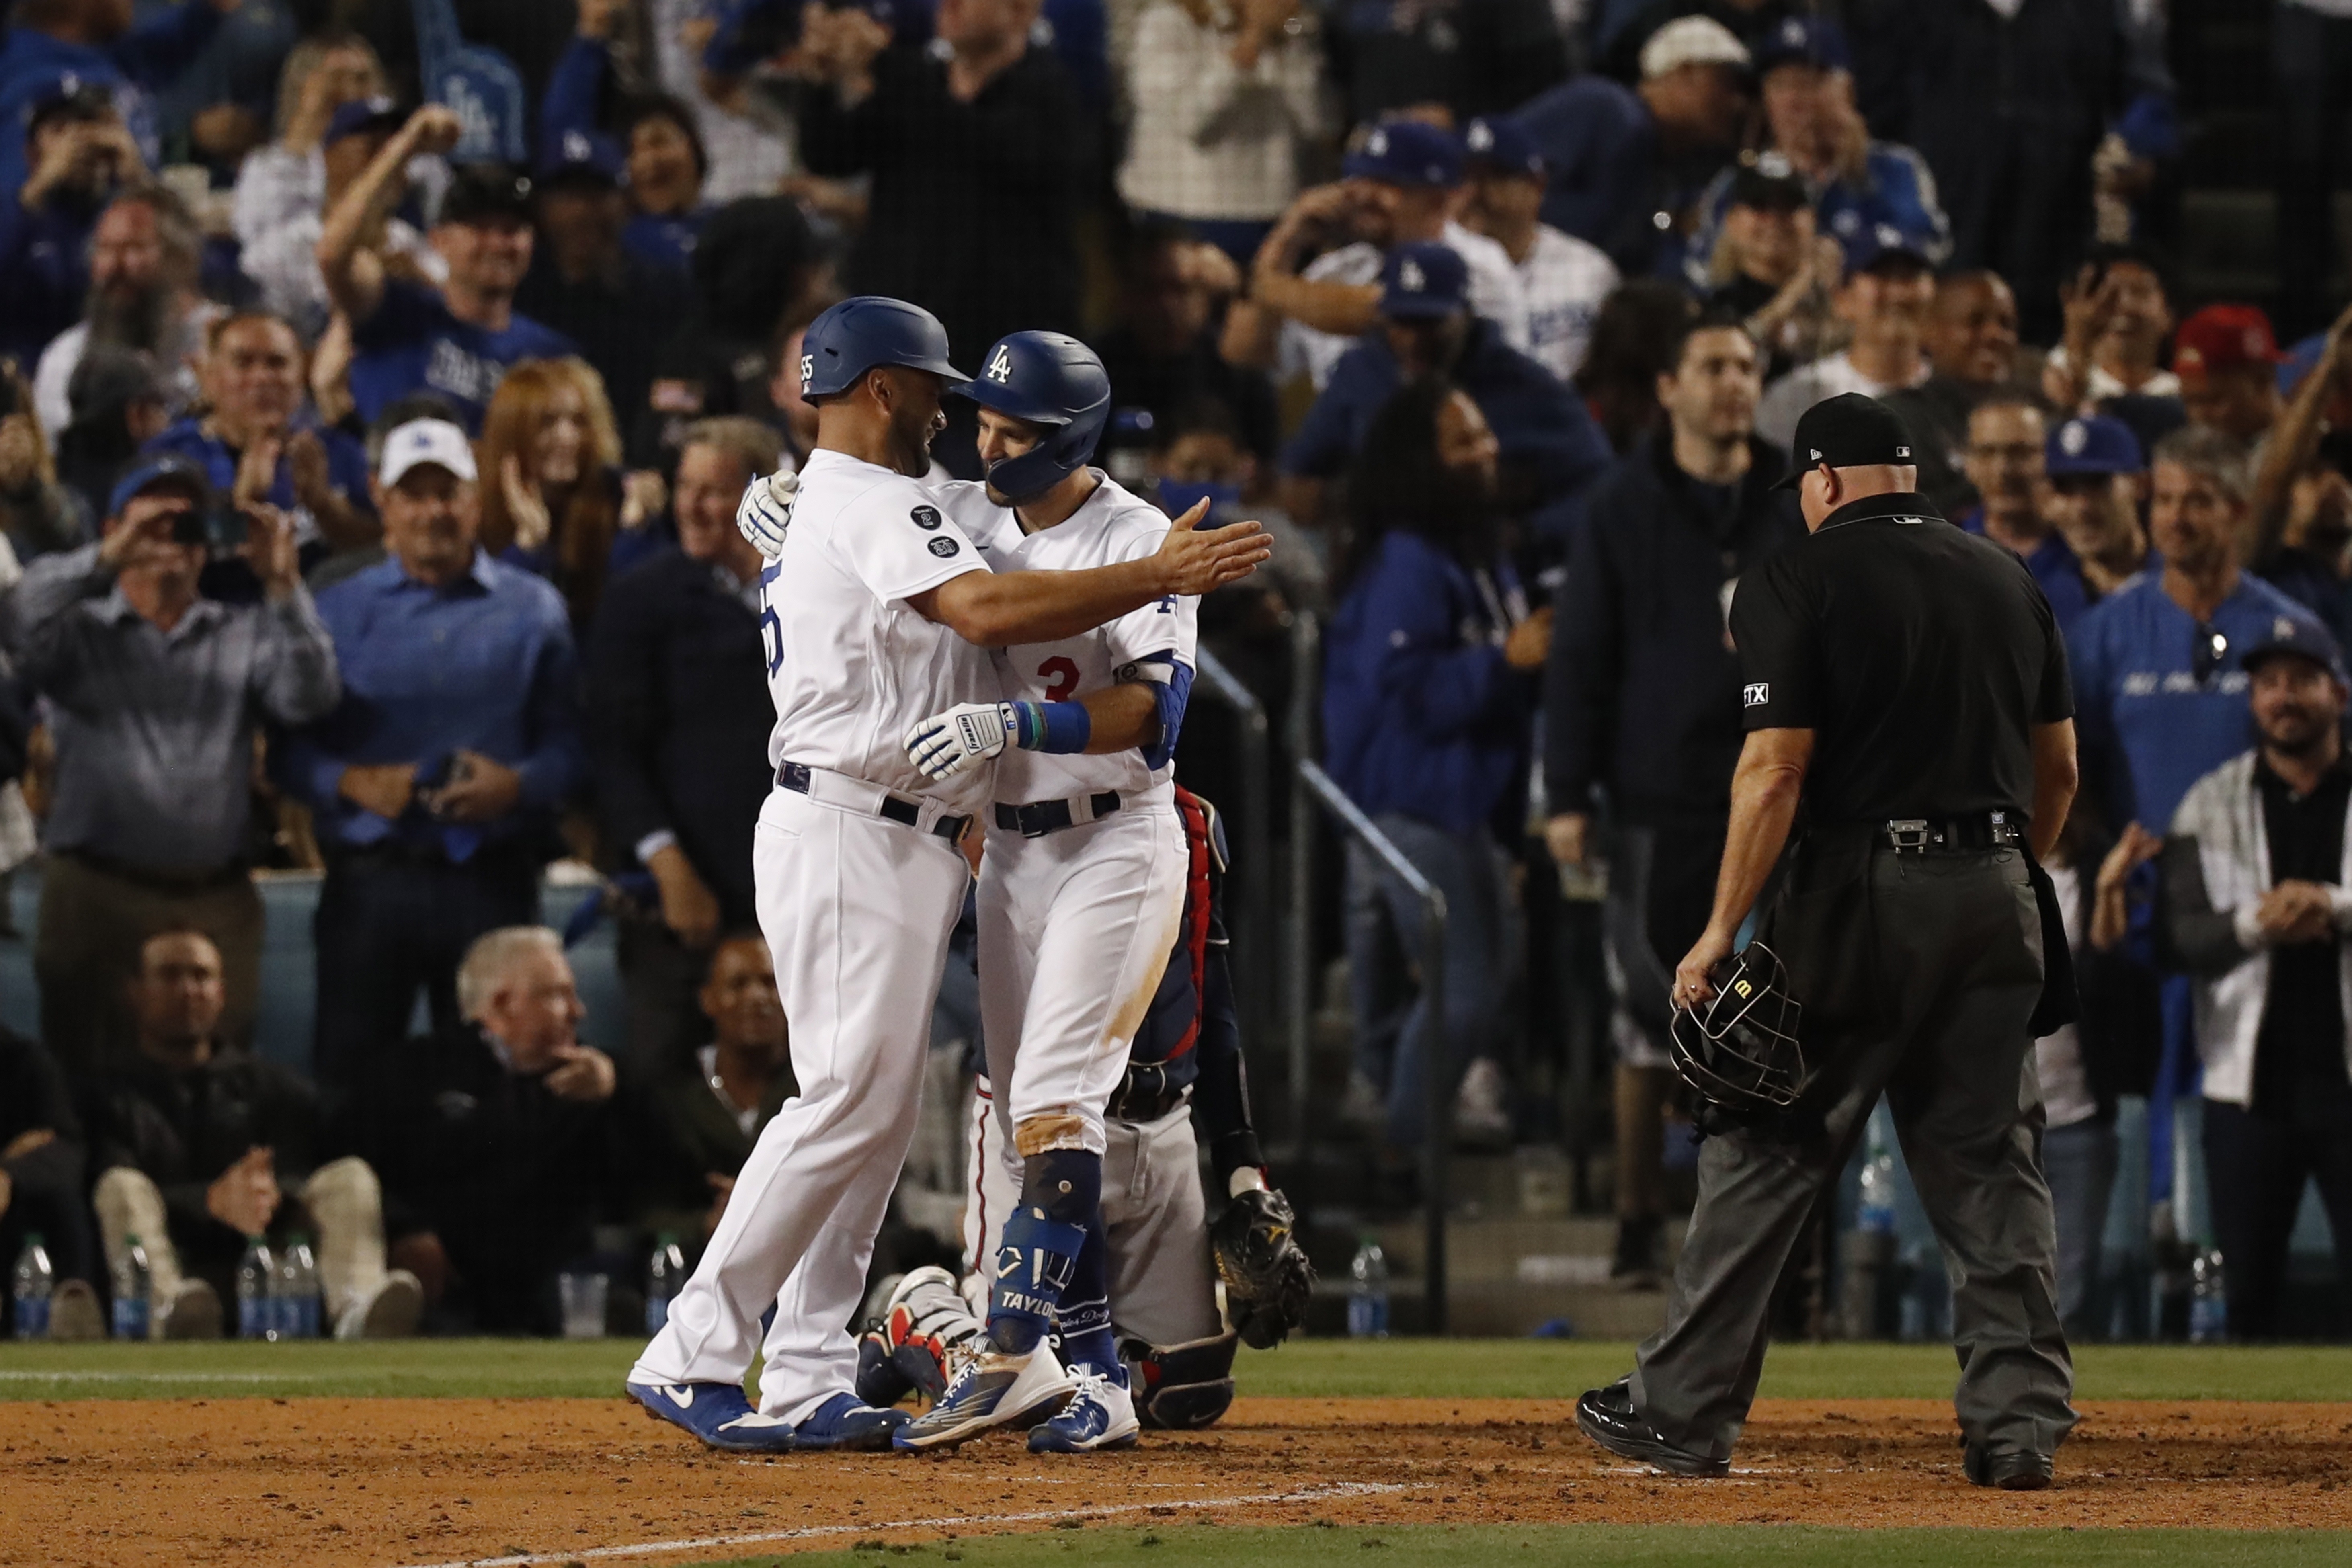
left=1729, top=490, right=2073, bottom=826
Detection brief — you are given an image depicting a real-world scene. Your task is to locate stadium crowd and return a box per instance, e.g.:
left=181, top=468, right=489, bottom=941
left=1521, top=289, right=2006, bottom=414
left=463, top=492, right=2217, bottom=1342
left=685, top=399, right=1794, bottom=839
left=0, top=0, right=2347, bottom=1345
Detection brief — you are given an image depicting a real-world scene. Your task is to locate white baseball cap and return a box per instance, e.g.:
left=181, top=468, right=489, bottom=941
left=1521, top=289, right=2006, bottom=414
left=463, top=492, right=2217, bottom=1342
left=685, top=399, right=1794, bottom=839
left=1640, top=15, right=1751, bottom=80
left=379, top=418, right=480, bottom=488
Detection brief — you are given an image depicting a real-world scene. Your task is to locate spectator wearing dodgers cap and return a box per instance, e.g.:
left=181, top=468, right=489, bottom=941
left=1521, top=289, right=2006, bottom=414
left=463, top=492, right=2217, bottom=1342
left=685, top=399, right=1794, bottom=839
left=1223, top=117, right=1529, bottom=399
left=2042, top=413, right=2150, bottom=602
left=2176, top=305, right=2286, bottom=451
left=281, top=417, right=583, bottom=1089
left=1460, top=115, right=1619, bottom=384
left=1512, top=14, right=1749, bottom=277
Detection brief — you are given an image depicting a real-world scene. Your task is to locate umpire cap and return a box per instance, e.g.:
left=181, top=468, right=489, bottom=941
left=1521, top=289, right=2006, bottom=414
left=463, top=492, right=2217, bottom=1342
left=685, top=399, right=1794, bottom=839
left=952, top=331, right=1111, bottom=501
left=1774, top=393, right=1916, bottom=488
left=798, top=296, right=970, bottom=400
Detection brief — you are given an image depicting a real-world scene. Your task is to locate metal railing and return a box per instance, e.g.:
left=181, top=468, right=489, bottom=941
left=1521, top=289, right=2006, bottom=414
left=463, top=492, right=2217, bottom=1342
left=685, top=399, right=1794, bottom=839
left=1190, top=645, right=1273, bottom=1050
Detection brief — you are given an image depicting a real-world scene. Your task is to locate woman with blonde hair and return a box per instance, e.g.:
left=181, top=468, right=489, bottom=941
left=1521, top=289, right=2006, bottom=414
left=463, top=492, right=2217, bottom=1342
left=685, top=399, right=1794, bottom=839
left=476, top=358, right=658, bottom=628
left=232, top=34, right=391, bottom=251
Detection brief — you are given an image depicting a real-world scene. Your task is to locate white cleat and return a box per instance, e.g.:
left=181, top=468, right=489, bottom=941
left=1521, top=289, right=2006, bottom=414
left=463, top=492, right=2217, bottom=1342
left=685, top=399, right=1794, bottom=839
left=1028, top=1364, right=1140, bottom=1453
left=892, top=1339, right=1078, bottom=1451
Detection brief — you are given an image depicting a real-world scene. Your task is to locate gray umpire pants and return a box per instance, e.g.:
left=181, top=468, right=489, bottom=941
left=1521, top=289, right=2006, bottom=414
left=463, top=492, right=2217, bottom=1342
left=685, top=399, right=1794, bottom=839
left=1630, top=841, right=2076, bottom=1464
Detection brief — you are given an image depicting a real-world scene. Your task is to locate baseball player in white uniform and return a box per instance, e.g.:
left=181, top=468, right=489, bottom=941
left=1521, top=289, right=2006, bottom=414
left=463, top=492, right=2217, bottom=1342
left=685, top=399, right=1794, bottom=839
left=1463, top=115, right=1620, bottom=384
left=623, top=298, right=1268, bottom=1454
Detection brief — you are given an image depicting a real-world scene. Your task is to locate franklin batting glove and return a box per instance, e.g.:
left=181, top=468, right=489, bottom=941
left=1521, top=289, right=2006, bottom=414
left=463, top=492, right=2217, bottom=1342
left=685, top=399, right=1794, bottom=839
left=735, top=470, right=799, bottom=560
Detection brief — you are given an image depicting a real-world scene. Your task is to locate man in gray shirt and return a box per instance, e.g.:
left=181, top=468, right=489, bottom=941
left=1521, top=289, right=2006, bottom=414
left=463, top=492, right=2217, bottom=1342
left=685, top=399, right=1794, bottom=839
left=14, top=457, right=339, bottom=1074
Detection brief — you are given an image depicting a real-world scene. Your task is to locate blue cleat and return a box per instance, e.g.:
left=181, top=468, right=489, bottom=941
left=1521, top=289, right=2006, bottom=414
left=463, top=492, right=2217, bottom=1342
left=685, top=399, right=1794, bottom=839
left=793, top=1392, right=911, bottom=1451
left=1028, top=1365, right=1139, bottom=1453
left=626, top=1379, right=799, bottom=1453
left=892, top=1340, right=1077, bottom=1451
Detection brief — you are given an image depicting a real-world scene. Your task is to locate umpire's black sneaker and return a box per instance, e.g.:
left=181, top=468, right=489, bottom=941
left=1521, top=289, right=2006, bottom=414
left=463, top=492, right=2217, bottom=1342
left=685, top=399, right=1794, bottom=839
left=1963, top=1443, right=2054, bottom=1491
left=1574, top=1381, right=1730, bottom=1477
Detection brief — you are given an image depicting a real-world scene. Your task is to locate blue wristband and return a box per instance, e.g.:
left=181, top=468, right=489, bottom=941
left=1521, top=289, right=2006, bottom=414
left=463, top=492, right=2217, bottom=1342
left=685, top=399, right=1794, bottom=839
left=1006, top=700, right=1092, bottom=754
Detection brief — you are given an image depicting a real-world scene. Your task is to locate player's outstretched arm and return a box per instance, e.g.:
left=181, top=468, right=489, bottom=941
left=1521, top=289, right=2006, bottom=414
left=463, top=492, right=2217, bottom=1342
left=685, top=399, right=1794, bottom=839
left=908, top=500, right=1268, bottom=648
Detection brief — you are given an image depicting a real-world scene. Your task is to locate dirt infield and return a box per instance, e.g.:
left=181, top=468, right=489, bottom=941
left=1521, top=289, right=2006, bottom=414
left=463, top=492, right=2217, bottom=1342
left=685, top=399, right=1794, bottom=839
left=5, top=1394, right=2350, bottom=1566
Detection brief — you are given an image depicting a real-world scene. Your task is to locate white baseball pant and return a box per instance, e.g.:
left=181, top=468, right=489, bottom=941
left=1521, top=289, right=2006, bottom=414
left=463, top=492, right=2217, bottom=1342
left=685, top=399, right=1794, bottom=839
left=630, top=786, right=968, bottom=1423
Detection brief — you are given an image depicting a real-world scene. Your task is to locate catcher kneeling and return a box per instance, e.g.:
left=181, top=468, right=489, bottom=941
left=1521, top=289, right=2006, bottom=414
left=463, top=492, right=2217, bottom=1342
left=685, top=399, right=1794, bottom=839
left=858, top=787, right=1313, bottom=1433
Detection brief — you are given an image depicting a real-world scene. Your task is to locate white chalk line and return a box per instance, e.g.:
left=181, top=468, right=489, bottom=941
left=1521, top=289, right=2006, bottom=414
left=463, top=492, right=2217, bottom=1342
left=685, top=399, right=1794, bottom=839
left=0, top=1370, right=343, bottom=1384
left=390, top=1479, right=1414, bottom=1568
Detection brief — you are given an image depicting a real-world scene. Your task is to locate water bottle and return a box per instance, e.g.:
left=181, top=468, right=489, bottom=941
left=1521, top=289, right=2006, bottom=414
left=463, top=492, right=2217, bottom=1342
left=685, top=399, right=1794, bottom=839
left=236, top=1237, right=275, bottom=1340
left=276, top=1234, right=320, bottom=1340
left=646, top=1232, right=685, bottom=1335
left=1856, top=1127, right=1898, bottom=1236
left=2189, top=1250, right=2227, bottom=1344
left=12, top=1234, right=53, bottom=1340
left=111, top=1235, right=152, bottom=1341
left=1346, top=1237, right=1390, bottom=1339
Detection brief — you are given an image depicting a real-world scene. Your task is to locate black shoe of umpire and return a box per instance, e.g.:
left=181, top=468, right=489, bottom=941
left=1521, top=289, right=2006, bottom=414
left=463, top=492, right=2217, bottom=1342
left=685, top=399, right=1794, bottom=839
left=1574, top=1380, right=1730, bottom=1477
left=1963, top=1443, right=2054, bottom=1491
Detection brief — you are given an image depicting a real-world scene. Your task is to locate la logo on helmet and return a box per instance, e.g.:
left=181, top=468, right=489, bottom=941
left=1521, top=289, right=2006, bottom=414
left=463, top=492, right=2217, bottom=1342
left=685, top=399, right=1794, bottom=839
left=987, top=346, right=1014, bottom=383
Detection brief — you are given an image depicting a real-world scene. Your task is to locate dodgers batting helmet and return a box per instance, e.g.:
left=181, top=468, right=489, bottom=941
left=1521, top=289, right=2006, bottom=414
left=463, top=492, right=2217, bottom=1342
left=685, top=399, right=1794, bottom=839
left=1667, top=942, right=1809, bottom=1121
left=798, top=296, right=969, bottom=399
left=953, top=331, right=1112, bottom=501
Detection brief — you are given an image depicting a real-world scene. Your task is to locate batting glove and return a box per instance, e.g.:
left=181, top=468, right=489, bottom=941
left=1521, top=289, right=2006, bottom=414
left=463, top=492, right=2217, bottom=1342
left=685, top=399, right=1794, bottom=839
left=906, top=702, right=1018, bottom=781
left=735, top=469, right=799, bottom=560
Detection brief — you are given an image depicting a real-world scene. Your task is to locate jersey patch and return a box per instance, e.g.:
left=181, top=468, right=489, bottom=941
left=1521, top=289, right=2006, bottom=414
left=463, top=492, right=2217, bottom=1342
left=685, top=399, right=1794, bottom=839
left=927, top=536, right=960, bottom=558
left=1743, top=682, right=1770, bottom=708
left=911, top=504, right=943, bottom=531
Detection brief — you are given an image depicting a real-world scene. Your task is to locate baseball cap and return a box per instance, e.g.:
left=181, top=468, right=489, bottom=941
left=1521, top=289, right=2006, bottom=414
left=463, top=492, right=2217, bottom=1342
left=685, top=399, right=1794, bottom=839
left=324, top=95, right=406, bottom=148
left=22, top=72, right=111, bottom=131
left=1640, top=15, right=1751, bottom=81
left=539, top=127, right=627, bottom=188
left=2045, top=414, right=2145, bottom=478
left=1754, top=13, right=1850, bottom=74
left=1463, top=115, right=1543, bottom=180
left=1849, top=221, right=1934, bottom=275
left=437, top=163, right=534, bottom=227
left=1343, top=120, right=1464, bottom=188
left=379, top=418, right=480, bottom=487
left=1774, top=392, right=1915, bottom=488
left=106, top=455, right=210, bottom=519
left=1378, top=241, right=1470, bottom=320
left=2175, top=304, right=2281, bottom=380
left=1727, top=151, right=1809, bottom=213
left=2241, top=617, right=2348, bottom=685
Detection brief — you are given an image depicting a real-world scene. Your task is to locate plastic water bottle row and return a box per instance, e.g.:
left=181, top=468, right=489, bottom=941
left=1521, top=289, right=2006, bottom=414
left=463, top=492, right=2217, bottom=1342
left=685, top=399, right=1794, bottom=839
left=8, top=1232, right=322, bottom=1340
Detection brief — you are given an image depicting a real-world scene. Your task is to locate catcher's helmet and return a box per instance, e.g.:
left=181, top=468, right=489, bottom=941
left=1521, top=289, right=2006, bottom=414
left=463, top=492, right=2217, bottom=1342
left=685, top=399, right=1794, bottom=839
left=952, top=331, right=1112, bottom=501
left=798, top=295, right=969, bottom=399
left=1668, top=943, right=1809, bottom=1119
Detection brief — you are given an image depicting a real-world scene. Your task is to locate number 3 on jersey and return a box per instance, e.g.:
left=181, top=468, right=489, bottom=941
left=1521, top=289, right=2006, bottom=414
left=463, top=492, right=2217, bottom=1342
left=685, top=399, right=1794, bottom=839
left=1038, top=655, right=1079, bottom=701
left=759, top=563, right=785, bottom=675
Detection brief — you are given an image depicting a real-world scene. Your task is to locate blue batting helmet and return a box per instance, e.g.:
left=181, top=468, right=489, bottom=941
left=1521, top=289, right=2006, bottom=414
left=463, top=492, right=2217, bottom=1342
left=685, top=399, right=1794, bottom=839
left=953, top=331, right=1112, bottom=501
left=798, top=296, right=969, bottom=399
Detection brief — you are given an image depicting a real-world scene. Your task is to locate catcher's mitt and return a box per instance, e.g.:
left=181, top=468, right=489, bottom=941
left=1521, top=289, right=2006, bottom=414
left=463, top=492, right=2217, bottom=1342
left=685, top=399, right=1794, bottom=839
left=1211, top=1186, right=1314, bottom=1349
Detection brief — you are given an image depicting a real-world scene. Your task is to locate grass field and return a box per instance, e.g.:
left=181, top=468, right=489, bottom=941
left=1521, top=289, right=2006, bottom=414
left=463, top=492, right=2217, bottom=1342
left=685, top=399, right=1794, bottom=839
left=8, top=1335, right=2352, bottom=1403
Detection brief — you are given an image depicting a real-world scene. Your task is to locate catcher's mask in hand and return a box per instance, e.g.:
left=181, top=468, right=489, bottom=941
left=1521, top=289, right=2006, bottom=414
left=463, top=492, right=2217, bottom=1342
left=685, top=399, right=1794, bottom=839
left=1668, top=942, right=1809, bottom=1120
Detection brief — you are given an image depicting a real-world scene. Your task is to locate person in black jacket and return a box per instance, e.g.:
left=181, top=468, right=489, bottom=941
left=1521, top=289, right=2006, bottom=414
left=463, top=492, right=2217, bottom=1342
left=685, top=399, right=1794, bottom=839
left=1542, top=312, right=1802, bottom=1283
left=340, top=926, right=634, bottom=1335
left=639, top=933, right=794, bottom=1255
left=588, top=418, right=782, bottom=1078
left=0, top=1026, right=101, bottom=1336
left=792, top=0, right=1092, bottom=476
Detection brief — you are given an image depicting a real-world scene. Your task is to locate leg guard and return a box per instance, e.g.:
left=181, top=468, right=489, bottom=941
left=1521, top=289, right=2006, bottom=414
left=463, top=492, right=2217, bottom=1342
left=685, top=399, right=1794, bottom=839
left=1121, top=1328, right=1238, bottom=1430
left=988, top=1205, right=1086, bottom=1353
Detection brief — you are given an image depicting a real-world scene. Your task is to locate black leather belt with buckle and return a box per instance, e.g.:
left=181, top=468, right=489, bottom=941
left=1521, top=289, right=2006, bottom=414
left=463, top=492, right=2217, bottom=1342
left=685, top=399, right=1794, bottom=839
left=993, top=791, right=1122, bottom=839
left=777, top=761, right=970, bottom=843
left=1106, top=1059, right=1185, bottom=1122
left=1882, top=812, right=2022, bottom=853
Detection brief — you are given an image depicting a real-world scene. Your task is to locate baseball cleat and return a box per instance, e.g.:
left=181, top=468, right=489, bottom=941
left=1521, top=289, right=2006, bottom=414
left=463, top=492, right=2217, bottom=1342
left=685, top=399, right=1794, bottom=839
left=856, top=1328, right=917, bottom=1408
left=1573, top=1381, right=1729, bottom=1477
left=792, top=1392, right=910, bottom=1451
left=891, top=1340, right=1077, bottom=1451
left=871, top=1265, right=983, bottom=1404
left=626, top=1379, right=798, bottom=1452
left=1028, top=1365, right=1140, bottom=1453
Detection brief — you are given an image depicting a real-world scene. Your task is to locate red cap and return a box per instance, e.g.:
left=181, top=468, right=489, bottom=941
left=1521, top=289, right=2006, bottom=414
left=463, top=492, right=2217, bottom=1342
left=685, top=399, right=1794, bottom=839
left=2174, top=304, right=2280, bottom=380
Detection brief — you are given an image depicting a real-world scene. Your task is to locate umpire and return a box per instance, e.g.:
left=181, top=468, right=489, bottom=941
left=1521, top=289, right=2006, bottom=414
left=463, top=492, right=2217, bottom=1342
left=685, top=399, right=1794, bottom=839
left=1575, top=393, right=2082, bottom=1490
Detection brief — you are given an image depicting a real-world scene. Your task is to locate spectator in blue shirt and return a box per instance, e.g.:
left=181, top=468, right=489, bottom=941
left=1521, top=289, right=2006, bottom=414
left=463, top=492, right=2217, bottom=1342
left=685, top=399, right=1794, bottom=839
left=1955, top=394, right=2092, bottom=635
left=1323, top=379, right=1551, bottom=1151
left=537, top=0, right=712, bottom=276
left=140, top=310, right=376, bottom=571
left=2042, top=411, right=2149, bottom=605
left=0, top=0, right=229, bottom=202
left=281, top=418, right=583, bottom=1088
left=1514, top=14, right=1750, bottom=276
left=319, top=105, right=575, bottom=434
left=0, top=77, right=142, bottom=371
left=1280, top=240, right=1610, bottom=551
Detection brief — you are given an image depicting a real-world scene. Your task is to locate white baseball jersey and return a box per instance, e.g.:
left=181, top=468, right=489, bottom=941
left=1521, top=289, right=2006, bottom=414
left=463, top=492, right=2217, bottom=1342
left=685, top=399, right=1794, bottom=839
left=932, top=474, right=1200, bottom=807
left=1277, top=221, right=1532, bottom=391
left=1516, top=223, right=1618, bottom=384
left=760, top=448, right=1001, bottom=816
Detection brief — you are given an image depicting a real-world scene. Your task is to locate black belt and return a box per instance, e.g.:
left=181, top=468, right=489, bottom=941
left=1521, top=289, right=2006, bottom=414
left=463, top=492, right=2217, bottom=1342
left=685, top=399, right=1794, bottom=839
left=993, top=791, right=1122, bottom=839
left=776, top=761, right=971, bottom=843
left=1879, top=812, right=2023, bottom=854
left=1106, top=1059, right=1187, bottom=1123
